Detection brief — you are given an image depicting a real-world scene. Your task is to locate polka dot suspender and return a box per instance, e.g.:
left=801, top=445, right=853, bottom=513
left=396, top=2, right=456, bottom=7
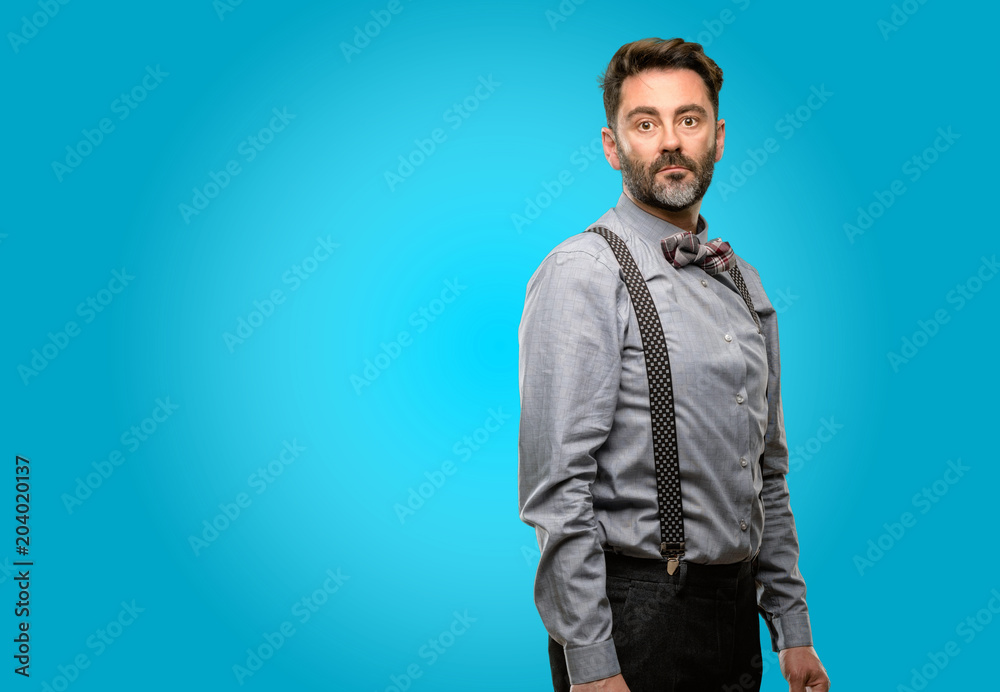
left=587, top=225, right=686, bottom=575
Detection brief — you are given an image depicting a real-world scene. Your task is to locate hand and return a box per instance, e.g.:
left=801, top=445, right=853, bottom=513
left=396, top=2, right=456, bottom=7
left=778, top=646, right=830, bottom=692
left=571, top=673, right=631, bottom=692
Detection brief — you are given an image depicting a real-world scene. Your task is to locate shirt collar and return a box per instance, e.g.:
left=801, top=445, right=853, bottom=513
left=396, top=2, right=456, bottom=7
left=613, top=192, right=709, bottom=246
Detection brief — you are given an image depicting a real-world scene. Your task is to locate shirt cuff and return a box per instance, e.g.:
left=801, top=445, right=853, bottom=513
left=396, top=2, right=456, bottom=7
left=766, top=611, right=813, bottom=652
left=564, top=637, right=621, bottom=685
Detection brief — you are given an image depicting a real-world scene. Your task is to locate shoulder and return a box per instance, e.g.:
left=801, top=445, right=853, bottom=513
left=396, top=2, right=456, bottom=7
left=529, top=219, right=626, bottom=286
left=730, top=250, right=775, bottom=314
left=731, top=248, right=761, bottom=279
left=547, top=230, right=619, bottom=266
left=522, top=222, right=634, bottom=329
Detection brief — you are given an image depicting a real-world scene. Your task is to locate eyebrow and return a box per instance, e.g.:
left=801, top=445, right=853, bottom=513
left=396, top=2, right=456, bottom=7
left=623, top=103, right=710, bottom=121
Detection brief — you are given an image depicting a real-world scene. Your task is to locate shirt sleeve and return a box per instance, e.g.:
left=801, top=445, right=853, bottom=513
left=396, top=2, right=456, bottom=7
left=517, top=246, right=626, bottom=684
left=753, top=288, right=815, bottom=651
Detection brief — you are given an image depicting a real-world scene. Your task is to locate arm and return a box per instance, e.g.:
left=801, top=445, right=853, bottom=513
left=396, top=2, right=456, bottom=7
left=517, top=247, right=625, bottom=685
left=755, top=303, right=814, bottom=651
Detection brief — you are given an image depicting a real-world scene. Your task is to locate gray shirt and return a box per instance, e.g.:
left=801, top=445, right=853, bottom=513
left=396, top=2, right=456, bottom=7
left=517, top=193, right=812, bottom=685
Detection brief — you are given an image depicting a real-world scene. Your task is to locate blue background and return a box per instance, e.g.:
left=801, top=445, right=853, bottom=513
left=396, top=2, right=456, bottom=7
left=3, top=0, right=998, bottom=690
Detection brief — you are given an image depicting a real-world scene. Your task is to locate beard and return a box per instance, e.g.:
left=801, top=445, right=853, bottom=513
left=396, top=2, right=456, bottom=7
left=617, top=137, right=717, bottom=212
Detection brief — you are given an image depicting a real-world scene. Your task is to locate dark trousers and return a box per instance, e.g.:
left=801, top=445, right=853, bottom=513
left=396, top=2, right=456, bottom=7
left=548, top=552, right=762, bottom=692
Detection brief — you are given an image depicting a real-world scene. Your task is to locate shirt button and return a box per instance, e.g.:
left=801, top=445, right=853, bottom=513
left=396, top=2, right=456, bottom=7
left=724, top=333, right=733, bottom=342
left=740, top=457, right=748, bottom=467
left=736, top=394, right=744, bottom=404
left=701, top=279, right=708, bottom=287
left=740, top=520, right=748, bottom=531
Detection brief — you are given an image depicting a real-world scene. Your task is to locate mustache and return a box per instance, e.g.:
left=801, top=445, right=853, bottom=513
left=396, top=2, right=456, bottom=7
left=651, top=153, right=697, bottom=172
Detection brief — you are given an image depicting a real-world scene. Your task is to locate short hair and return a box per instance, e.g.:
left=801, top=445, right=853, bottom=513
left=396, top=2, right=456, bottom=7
left=599, top=37, right=724, bottom=131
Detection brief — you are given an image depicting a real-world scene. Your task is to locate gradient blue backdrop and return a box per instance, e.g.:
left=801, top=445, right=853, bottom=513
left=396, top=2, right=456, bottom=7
left=3, top=0, right=998, bottom=690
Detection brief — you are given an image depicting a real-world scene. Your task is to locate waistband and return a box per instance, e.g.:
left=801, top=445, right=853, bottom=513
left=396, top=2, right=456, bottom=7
left=604, top=550, right=757, bottom=587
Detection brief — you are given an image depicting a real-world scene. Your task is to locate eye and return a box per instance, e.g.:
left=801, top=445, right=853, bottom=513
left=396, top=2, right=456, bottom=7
left=681, top=116, right=698, bottom=127
left=638, top=120, right=654, bottom=131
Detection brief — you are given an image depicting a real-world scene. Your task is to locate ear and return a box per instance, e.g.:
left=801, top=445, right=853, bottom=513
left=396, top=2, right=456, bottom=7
left=602, top=126, right=622, bottom=171
left=714, top=118, right=726, bottom=161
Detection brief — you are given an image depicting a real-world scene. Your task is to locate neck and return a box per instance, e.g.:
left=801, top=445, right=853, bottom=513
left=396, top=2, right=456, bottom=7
left=623, top=186, right=702, bottom=234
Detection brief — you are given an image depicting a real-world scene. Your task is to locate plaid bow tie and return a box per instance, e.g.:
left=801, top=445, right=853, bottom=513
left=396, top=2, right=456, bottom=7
left=660, top=229, right=761, bottom=330
left=661, top=231, right=733, bottom=275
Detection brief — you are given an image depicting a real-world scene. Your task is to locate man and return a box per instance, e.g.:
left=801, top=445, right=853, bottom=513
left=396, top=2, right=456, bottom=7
left=517, top=38, right=831, bottom=692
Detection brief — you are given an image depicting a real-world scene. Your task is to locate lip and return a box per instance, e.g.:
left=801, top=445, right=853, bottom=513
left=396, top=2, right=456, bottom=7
left=658, top=166, right=689, bottom=173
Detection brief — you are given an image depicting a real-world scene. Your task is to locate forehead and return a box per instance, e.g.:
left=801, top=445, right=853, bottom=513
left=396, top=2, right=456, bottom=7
left=618, top=68, right=711, bottom=119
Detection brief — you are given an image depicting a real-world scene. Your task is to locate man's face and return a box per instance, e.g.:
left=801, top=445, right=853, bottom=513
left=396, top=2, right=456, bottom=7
left=602, top=68, right=726, bottom=213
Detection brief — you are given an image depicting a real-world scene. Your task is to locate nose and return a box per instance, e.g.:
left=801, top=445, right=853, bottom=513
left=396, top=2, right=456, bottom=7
left=659, top=123, right=681, bottom=153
